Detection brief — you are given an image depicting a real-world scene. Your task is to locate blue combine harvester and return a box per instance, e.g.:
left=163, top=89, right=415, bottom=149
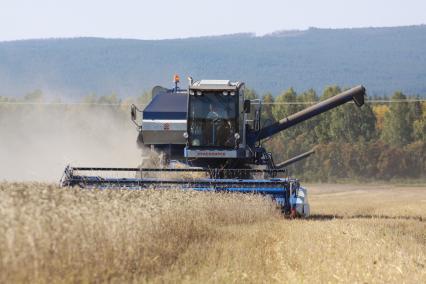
left=61, top=76, right=366, bottom=217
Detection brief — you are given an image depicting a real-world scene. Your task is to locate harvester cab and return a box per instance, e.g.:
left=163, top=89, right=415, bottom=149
left=185, top=80, right=250, bottom=162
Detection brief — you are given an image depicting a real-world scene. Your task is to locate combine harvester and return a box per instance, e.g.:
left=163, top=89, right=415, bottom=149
left=61, top=76, right=366, bottom=217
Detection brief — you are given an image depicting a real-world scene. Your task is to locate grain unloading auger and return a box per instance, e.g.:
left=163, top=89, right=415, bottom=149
left=61, top=77, right=366, bottom=217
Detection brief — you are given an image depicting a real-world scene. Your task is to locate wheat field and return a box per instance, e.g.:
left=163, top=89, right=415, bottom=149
left=0, top=182, right=424, bottom=283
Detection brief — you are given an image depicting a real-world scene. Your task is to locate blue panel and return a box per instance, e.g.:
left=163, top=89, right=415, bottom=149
left=143, top=90, right=188, bottom=119
left=189, top=187, right=286, bottom=194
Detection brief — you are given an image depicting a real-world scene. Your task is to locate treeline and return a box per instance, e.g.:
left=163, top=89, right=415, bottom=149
left=245, top=86, right=425, bottom=181
left=1, top=87, right=425, bottom=181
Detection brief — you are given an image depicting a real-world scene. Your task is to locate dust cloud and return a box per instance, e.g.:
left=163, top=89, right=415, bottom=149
left=0, top=104, right=144, bottom=182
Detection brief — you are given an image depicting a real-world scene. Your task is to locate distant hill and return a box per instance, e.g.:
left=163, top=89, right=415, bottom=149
left=0, top=25, right=425, bottom=98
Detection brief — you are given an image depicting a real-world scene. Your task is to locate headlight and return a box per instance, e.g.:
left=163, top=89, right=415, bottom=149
left=192, top=139, right=200, bottom=146
left=183, top=132, right=189, bottom=139
left=234, top=133, right=240, bottom=140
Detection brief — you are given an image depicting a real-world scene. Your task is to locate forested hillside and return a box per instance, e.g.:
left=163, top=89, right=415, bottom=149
left=0, top=25, right=426, bottom=98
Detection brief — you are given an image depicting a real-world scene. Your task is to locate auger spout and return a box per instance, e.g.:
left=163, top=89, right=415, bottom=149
left=275, top=149, right=315, bottom=169
left=256, top=85, right=366, bottom=141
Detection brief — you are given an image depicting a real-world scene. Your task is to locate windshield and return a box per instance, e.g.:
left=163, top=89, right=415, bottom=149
left=188, top=92, right=238, bottom=148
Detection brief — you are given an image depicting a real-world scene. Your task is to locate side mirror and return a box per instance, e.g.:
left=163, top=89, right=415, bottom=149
left=131, top=105, right=137, bottom=121
left=244, top=100, right=251, bottom=113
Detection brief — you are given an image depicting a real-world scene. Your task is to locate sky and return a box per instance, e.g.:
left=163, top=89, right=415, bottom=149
left=0, top=0, right=425, bottom=41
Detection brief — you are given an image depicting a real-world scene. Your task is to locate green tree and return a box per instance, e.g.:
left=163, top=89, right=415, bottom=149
left=413, top=116, right=426, bottom=142
left=244, top=88, right=258, bottom=100
left=296, top=89, right=319, bottom=144
left=314, top=86, right=341, bottom=143
left=261, top=92, right=275, bottom=127
left=381, top=92, right=413, bottom=146
left=328, top=101, right=377, bottom=143
left=272, top=88, right=298, bottom=121
left=271, top=88, right=300, bottom=140
left=313, top=86, right=376, bottom=143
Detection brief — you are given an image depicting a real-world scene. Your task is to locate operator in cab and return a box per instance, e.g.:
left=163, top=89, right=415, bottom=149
left=205, top=103, right=234, bottom=147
